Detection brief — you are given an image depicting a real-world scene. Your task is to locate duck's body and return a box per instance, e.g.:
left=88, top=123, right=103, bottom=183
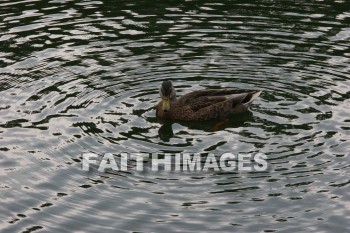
left=156, top=81, right=261, bottom=121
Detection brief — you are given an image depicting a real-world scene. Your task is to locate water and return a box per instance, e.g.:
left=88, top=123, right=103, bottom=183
left=1, top=0, right=349, bottom=232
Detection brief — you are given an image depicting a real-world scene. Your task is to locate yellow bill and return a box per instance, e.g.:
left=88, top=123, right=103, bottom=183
left=162, top=97, right=170, bottom=112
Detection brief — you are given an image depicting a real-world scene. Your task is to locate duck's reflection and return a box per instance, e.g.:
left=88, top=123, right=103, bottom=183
left=157, top=111, right=253, bottom=142
left=158, top=121, right=174, bottom=142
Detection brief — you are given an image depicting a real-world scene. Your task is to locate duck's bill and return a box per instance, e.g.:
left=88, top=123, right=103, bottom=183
left=162, top=97, right=170, bottom=112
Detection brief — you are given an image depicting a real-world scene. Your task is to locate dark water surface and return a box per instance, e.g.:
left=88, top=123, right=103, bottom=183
left=1, top=0, right=349, bottom=232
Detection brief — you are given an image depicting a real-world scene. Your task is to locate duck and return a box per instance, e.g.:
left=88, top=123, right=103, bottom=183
left=156, top=81, right=261, bottom=121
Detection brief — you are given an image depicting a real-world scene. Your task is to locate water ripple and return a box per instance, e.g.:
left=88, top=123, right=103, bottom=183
left=1, top=0, right=350, bottom=232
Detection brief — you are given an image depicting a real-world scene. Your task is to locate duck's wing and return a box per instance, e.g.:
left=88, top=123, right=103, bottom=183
left=178, top=89, right=240, bottom=104
left=175, top=89, right=261, bottom=120
left=179, top=89, right=261, bottom=107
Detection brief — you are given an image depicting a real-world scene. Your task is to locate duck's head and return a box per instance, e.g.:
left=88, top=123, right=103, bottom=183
left=159, top=80, right=176, bottom=112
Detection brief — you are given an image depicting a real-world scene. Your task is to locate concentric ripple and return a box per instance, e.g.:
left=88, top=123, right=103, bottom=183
left=0, top=0, right=349, bottom=232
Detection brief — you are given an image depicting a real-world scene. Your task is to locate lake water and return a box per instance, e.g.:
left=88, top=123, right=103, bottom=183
left=1, top=0, right=349, bottom=232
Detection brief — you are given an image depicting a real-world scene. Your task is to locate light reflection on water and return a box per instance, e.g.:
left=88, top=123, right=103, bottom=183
left=0, top=0, right=349, bottom=232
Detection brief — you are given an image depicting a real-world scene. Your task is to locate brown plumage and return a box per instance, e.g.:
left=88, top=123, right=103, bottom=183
left=156, top=81, right=262, bottom=121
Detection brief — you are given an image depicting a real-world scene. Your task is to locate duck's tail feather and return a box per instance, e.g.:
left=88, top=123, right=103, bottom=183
left=228, top=90, right=262, bottom=113
left=242, top=90, right=262, bottom=106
